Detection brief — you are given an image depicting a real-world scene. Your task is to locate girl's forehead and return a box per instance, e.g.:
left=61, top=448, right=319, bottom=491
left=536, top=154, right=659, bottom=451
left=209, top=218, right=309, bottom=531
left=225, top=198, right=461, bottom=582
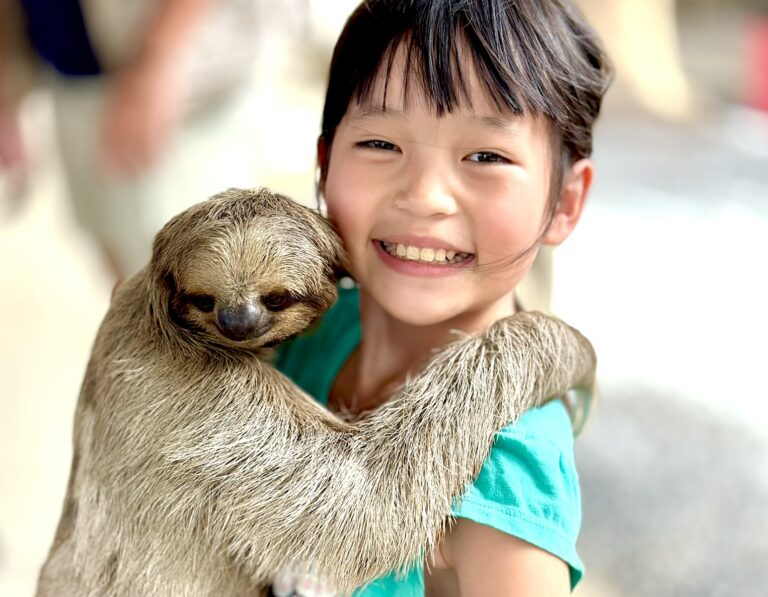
left=357, top=43, right=519, bottom=120
left=345, top=102, right=532, bottom=133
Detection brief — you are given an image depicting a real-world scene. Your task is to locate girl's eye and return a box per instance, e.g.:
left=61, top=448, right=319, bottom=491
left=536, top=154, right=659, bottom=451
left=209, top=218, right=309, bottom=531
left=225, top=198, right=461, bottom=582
left=466, top=151, right=511, bottom=164
left=358, top=139, right=399, bottom=152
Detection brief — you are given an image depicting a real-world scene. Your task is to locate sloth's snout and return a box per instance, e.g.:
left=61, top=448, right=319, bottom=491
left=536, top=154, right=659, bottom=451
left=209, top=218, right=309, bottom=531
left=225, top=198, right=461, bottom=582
left=216, top=303, right=271, bottom=341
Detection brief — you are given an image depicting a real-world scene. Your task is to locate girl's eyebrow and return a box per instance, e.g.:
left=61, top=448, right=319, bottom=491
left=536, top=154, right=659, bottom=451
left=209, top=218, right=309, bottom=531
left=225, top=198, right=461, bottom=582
left=469, top=115, right=523, bottom=134
left=348, top=107, right=523, bottom=135
left=347, top=107, right=407, bottom=123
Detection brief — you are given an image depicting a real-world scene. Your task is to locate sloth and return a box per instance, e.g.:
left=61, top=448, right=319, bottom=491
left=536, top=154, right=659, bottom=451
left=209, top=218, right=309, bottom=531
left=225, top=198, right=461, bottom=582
left=37, top=188, right=596, bottom=597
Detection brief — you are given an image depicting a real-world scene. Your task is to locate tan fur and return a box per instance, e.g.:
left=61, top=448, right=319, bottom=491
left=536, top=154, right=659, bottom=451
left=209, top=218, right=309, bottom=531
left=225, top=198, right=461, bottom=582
left=36, top=188, right=596, bottom=596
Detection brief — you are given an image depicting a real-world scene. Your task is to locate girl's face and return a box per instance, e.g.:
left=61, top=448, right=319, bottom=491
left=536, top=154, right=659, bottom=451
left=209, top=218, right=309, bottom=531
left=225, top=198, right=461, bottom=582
left=322, top=56, right=583, bottom=328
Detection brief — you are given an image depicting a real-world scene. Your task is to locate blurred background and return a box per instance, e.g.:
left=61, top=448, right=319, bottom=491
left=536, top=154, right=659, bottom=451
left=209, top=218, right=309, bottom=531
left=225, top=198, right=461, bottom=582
left=1, top=0, right=766, bottom=595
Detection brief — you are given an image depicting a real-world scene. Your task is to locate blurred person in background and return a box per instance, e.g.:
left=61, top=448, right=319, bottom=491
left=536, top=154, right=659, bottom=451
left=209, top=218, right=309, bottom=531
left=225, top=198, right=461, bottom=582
left=746, top=0, right=768, bottom=113
left=0, top=0, right=258, bottom=279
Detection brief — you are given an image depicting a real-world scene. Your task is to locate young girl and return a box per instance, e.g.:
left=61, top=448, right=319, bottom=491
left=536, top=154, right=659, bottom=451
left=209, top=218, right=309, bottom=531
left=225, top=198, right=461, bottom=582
left=275, top=0, right=611, bottom=595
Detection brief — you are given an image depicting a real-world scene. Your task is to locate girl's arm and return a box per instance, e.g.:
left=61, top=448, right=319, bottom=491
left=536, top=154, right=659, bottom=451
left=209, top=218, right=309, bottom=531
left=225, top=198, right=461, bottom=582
left=426, top=520, right=571, bottom=597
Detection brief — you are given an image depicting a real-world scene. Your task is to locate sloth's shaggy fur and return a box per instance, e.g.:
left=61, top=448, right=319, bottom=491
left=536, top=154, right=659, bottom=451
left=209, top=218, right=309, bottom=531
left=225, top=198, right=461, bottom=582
left=37, top=188, right=596, bottom=596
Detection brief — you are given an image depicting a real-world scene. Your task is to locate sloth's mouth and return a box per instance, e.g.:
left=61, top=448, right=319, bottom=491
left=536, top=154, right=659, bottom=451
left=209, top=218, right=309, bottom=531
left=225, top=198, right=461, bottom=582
left=377, top=240, right=473, bottom=265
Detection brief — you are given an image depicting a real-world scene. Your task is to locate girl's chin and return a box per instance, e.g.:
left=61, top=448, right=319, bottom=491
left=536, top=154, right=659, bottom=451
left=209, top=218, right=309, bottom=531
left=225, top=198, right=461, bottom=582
left=382, top=303, right=461, bottom=328
left=354, top=253, right=518, bottom=329
left=360, top=274, right=519, bottom=332
left=364, top=282, right=466, bottom=327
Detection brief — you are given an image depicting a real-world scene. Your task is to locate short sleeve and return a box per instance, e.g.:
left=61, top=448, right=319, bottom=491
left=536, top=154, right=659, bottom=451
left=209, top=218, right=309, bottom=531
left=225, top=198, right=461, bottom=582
left=452, top=400, right=584, bottom=589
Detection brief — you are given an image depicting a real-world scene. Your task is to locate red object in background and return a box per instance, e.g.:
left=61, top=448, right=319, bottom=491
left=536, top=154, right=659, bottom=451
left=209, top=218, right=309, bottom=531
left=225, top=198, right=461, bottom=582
left=746, top=16, right=768, bottom=112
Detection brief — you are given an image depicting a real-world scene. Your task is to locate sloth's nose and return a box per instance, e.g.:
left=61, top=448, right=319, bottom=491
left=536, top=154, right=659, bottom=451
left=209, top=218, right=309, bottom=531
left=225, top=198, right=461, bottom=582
left=216, top=303, right=269, bottom=341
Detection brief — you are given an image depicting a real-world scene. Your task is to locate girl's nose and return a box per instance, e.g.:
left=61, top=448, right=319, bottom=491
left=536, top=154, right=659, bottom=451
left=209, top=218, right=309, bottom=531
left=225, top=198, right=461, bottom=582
left=394, top=161, right=458, bottom=218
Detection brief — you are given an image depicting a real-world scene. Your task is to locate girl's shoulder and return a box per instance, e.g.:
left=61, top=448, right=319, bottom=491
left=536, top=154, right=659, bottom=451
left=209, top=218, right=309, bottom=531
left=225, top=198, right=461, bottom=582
left=453, top=400, right=584, bottom=588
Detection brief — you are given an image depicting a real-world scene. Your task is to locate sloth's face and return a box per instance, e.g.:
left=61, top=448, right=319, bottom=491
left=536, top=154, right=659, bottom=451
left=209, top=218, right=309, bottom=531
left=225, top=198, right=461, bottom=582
left=155, top=191, right=342, bottom=350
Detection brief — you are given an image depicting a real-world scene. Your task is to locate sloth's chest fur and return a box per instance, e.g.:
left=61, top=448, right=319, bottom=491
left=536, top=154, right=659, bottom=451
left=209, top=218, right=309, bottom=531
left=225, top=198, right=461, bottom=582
left=82, top=345, right=275, bottom=467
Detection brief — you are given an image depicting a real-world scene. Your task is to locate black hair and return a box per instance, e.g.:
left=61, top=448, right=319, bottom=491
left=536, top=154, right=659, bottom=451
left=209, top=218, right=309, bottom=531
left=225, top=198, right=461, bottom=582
left=319, top=0, right=612, bottom=196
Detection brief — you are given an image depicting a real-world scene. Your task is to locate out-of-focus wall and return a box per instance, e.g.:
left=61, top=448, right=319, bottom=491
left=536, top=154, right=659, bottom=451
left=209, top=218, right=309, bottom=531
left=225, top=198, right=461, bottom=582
left=238, top=0, right=360, bottom=205
left=578, top=0, right=695, bottom=118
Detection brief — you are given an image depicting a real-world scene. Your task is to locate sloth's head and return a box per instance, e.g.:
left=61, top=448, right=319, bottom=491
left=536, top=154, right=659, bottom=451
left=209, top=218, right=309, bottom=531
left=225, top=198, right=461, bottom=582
left=149, top=188, right=346, bottom=351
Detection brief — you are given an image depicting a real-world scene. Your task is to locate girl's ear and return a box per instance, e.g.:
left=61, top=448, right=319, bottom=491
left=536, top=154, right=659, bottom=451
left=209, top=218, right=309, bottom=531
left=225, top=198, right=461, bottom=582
left=543, top=158, right=593, bottom=246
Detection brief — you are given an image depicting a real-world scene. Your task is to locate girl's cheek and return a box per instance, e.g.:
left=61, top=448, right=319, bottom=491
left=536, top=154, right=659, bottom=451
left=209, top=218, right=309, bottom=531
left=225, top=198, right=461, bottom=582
left=326, top=193, right=364, bottom=252
left=477, top=201, right=546, bottom=270
left=326, top=162, right=381, bottom=240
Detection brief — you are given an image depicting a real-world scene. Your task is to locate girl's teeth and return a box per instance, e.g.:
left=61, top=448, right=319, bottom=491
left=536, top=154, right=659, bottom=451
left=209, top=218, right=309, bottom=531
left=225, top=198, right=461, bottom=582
left=381, top=241, right=470, bottom=265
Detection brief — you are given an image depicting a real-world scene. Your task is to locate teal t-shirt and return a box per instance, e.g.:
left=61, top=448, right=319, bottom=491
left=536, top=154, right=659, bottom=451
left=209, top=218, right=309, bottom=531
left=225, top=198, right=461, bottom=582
left=274, top=285, right=584, bottom=594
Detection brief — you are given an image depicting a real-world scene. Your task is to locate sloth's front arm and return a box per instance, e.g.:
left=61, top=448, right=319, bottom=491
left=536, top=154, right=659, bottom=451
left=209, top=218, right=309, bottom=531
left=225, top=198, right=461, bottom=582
left=161, top=311, right=594, bottom=592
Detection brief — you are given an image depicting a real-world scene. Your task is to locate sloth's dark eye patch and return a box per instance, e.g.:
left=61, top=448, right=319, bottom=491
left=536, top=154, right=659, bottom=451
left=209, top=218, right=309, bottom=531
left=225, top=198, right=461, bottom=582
left=164, top=272, right=177, bottom=293
left=261, top=290, right=296, bottom=312
left=184, top=294, right=216, bottom=313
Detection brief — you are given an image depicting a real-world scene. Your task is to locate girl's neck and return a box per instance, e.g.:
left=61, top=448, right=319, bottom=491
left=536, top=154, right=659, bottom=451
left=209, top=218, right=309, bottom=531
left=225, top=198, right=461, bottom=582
left=340, top=287, right=517, bottom=413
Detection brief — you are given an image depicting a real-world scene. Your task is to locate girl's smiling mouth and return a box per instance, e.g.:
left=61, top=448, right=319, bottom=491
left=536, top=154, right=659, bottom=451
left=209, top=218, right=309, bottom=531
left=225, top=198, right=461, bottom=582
left=378, top=240, right=472, bottom=264
left=372, top=239, right=475, bottom=276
